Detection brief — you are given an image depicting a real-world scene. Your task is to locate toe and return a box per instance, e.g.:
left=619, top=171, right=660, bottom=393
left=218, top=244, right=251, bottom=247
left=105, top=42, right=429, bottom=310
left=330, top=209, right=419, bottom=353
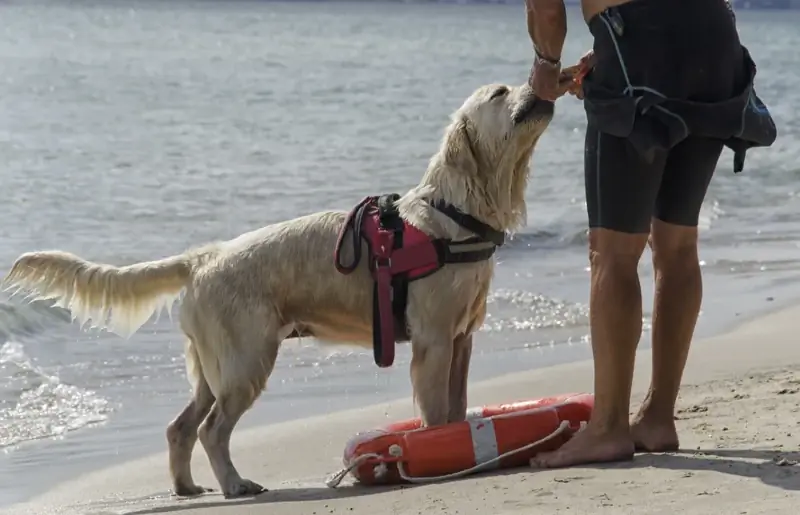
left=529, top=427, right=635, bottom=469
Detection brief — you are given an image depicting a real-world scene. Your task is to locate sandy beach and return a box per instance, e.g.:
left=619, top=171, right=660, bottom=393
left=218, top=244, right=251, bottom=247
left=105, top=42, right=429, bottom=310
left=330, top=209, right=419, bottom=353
left=2, top=2, right=798, bottom=509
left=5, top=302, right=799, bottom=515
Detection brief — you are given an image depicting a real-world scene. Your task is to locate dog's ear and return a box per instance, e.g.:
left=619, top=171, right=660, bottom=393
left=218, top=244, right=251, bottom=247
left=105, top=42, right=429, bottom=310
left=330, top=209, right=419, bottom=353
left=443, top=117, right=479, bottom=176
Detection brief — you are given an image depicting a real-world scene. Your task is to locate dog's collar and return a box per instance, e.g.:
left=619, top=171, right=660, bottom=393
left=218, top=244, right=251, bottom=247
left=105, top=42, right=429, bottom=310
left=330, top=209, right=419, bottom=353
left=428, top=199, right=506, bottom=247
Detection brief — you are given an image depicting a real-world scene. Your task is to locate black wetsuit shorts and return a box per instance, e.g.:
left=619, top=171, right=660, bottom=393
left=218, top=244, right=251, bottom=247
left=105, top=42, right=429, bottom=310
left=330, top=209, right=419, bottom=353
left=584, top=0, right=745, bottom=233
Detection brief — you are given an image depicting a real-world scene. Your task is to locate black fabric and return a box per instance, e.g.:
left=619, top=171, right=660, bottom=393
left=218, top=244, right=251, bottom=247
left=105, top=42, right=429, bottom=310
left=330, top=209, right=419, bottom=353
left=429, top=199, right=506, bottom=246
left=582, top=0, right=777, bottom=233
left=585, top=122, right=725, bottom=233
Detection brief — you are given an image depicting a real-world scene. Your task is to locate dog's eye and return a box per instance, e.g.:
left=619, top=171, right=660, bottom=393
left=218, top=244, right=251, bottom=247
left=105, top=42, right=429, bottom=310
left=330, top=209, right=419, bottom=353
left=489, top=87, right=509, bottom=101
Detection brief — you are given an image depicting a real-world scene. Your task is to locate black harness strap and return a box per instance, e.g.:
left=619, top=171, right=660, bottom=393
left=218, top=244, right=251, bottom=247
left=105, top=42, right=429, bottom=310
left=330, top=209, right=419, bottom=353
left=437, top=238, right=499, bottom=264
left=429, top=199, right=506, bottom=247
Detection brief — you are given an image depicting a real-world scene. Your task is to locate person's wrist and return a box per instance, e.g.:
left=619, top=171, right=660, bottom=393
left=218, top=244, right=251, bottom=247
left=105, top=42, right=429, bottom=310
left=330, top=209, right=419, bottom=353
left=534, top=47, right=561, bottom=68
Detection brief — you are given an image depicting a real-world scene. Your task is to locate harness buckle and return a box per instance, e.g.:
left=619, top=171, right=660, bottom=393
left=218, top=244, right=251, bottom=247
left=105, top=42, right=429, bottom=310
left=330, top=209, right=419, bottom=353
left=374, top=256, right=392, bottom=270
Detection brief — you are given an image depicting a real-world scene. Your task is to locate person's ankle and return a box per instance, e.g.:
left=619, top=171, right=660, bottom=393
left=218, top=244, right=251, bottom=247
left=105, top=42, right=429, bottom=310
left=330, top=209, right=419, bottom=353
left=587, top=409, right=631, bottom=434
left=636, top=395, right=676, bottom=422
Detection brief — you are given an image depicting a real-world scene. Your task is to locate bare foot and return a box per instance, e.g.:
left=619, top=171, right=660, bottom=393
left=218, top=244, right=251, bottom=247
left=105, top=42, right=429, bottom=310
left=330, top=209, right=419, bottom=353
left=631, top=413, right=679, bottom=452
left=530, top=424, right=635, bottom=468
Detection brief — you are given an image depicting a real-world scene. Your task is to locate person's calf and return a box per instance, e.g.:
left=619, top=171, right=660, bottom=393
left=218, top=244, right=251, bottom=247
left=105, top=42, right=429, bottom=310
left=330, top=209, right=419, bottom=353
left=588, top=237, right=647, bottom=430
left=648, top=247, right=702, bottom=412
left=633, top=226, right=704, bottom=452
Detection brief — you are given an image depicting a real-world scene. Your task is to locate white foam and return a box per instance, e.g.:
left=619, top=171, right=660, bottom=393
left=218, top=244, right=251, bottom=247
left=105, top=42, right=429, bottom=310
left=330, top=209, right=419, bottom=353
left=0, top=341, right=112, bottom=450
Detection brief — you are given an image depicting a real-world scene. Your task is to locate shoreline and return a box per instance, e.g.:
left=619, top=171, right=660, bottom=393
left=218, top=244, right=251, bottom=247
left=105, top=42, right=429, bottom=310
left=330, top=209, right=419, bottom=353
left=0, top=286, right=786, bottom=510
left=6, top=301, right=800, bottom=515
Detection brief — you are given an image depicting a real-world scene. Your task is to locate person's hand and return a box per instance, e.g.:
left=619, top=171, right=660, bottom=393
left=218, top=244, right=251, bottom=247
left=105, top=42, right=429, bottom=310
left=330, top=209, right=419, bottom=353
left=559, top=50, right=595, bottom=100
left=558, top=67, right=584, bottom=99
left=528, top=55, right=569, bottom=101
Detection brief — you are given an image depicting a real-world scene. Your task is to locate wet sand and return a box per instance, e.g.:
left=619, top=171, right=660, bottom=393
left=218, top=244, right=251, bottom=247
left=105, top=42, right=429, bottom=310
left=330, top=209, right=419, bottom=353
left=5, top=302, right=799, bottom=515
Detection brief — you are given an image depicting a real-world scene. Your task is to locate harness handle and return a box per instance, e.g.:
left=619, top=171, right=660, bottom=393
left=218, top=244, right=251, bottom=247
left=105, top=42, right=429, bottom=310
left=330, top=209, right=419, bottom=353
left=334, top=196, right=373, bottom=275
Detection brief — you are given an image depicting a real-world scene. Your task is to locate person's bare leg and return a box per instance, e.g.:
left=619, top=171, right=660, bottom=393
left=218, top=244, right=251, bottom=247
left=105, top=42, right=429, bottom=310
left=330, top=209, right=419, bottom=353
left=532, top=228, right=648, bottom=468
left=632, top=219, right=702, bottom=451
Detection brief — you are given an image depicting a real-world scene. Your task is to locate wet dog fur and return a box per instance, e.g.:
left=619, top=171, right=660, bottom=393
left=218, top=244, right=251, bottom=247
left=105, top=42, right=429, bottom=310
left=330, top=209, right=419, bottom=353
left=2, top=83, right=554, bottom=498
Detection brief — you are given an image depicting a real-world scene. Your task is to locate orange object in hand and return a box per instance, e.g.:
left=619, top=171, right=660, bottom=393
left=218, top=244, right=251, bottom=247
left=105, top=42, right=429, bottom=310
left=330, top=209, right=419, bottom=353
left=326, top=393, right=594, bottom=487
left=561, top=50, right=595, bottom=97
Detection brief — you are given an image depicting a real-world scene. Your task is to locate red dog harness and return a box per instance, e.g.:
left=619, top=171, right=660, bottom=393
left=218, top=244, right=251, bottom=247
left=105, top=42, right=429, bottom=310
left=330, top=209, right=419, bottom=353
left=333, top=194, right=504, bottom=368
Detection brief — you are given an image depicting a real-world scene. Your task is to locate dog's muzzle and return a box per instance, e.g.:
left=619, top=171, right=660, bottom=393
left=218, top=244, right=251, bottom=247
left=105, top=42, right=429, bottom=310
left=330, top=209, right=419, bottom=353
left=512, top=95, right=555, bottom=124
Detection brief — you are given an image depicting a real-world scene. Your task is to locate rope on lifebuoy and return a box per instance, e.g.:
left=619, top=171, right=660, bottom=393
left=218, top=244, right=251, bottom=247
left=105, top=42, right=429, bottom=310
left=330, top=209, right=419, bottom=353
left=325, top=452, right=384, bottom=489
left=325, top=419, right=586, bottom=488
left=395, top=420, right=578, bottom=484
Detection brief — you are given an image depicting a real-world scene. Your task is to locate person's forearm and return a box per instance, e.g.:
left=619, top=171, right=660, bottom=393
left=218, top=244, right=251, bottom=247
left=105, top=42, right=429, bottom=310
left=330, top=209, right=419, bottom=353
left=525, top=0, right=567, bottom=63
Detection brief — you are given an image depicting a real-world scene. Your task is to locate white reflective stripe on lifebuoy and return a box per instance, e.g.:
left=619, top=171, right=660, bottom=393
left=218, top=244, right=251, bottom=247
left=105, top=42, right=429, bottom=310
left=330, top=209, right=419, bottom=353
left=465, top=407, right=484, bottom=420
left=468, top=418, right=499, bottom=469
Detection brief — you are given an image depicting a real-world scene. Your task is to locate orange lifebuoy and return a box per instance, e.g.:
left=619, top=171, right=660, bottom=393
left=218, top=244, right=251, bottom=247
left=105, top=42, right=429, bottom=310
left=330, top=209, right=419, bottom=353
left=326, top=393, right=593, bottom=487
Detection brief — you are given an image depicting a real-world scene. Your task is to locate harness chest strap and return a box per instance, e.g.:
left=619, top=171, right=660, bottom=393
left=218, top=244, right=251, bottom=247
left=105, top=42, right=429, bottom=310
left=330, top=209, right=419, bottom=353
left=372, top=257, right=396, bottom=368
left=333, top=195, right=504, bottom=368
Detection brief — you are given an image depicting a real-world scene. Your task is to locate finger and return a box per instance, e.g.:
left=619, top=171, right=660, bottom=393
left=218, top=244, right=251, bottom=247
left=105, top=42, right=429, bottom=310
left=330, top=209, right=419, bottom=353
left=558, top=80, right=576, bottom=92
left=559, top=78, right=583, bottom=99
left=553, top=81, right=574, bottom=99
left=561, top=64, right=582, bottom=77
left=558, top=75, right=579, bottom=89
left=582, top=51, right=597, bottom=69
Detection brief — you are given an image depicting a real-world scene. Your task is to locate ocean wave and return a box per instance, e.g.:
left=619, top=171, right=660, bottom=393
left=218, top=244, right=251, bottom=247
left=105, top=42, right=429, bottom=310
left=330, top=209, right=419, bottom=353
left=0, top=297, right=73, bottom=342
left=0, top=341, right=112, bottom=450
left=501, top=226, right=588, bottom=252
left=482, top=289, right=589, bottom=332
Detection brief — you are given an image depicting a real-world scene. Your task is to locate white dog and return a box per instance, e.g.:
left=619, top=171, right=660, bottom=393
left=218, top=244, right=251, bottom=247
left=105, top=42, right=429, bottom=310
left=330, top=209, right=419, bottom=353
left=3, top=83, right=554, bottom=498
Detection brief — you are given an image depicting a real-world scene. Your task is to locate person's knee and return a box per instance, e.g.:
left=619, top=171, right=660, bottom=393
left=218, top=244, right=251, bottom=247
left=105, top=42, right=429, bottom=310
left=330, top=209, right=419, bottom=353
left=652, top=243, right=700, bottom=274
left=650, top=220, right=701, bottom=272
left=589, top=228, right=648, bottom=272
left=588, top=229, right=648, bottom=294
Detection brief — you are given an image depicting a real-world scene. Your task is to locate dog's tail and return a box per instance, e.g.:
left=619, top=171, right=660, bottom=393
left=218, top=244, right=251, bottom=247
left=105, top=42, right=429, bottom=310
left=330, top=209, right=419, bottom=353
left=2, top=246, right=214, bottom=337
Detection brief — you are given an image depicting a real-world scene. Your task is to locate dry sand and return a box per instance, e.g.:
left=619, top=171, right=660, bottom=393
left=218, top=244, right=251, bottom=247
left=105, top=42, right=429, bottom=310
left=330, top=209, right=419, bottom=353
left=5, top=304, right=800, bottom=515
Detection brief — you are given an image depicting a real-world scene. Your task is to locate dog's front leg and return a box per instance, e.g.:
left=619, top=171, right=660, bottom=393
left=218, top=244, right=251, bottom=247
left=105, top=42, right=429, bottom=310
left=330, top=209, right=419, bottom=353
left=410, top=334, right=453, bottom=426
left=447, top=333, right=473, bottom=423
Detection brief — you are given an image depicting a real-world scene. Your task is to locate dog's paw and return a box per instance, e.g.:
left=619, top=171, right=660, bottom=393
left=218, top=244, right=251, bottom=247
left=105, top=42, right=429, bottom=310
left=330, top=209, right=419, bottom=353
left=173, top=484, right=214, bottom=497
left=223, top=478, right=267, bottom=499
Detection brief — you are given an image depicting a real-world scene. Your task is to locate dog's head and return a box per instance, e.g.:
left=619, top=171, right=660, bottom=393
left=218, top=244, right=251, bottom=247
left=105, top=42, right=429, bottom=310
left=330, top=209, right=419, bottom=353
left=435, top=83, right=554, bottom=230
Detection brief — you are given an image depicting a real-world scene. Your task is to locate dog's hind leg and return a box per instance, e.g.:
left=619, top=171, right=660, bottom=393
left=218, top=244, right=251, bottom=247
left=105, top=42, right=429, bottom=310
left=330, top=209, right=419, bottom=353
left=167, top=337, right=216, bottom=496
left=197, top=316, right=280, bottom=498
left=447, top=333, right=473, bottom=423
left=410, top=332, right=454, bottom=427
